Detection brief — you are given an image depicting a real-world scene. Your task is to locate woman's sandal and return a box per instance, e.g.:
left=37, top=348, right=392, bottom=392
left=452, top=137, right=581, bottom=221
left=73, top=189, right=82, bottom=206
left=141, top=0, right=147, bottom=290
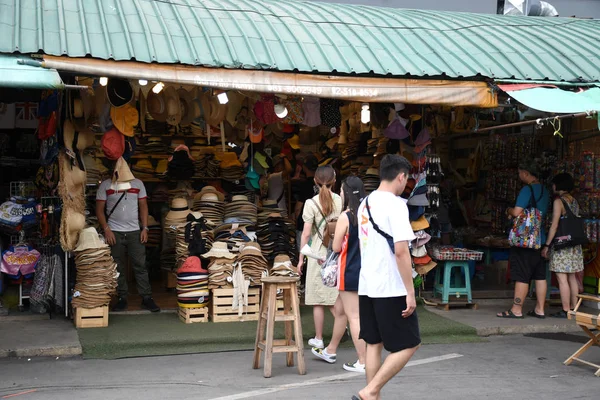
left=497, top=310, right=524, bottom=319
left=526, top=310, right=546, bottom=319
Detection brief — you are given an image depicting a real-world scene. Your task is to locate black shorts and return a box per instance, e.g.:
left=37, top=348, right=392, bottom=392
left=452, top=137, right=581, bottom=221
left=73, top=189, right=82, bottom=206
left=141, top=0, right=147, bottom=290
left=510, top=247, right=546, bottom=283
left=358, top=295, right=421, bottom=353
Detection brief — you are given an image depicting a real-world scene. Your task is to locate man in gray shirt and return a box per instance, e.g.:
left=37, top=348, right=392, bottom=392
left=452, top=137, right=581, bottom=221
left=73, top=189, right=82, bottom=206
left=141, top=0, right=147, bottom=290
left=96, top=159, right=159, bottom=312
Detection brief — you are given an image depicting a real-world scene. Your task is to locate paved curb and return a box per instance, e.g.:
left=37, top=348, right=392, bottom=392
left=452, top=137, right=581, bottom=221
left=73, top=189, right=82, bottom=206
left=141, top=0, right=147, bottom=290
left=476, top=323, right=581, bottom=337
left=0, top=345, right=82, bottom=358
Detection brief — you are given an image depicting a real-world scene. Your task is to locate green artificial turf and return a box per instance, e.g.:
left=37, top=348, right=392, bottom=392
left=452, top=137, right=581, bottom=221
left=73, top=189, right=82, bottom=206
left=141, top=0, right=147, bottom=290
left=78, top=305, right=483, bottom=359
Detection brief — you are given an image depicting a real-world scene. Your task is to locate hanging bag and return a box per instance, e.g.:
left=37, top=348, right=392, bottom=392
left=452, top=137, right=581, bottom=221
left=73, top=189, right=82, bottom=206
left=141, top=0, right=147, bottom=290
left=320, top=245, right=339, bottom=288
left=508, top=185, right=544, bottom=249
left=552, top=198, right=588, bottom=250
left=365, top=196, right=395, bottom=254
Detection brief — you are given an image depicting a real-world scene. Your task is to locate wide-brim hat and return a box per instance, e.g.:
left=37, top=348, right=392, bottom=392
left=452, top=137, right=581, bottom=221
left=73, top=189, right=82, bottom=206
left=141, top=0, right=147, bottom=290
left=74, top=227, right=109, bottom=252
left=178, top=88, right=195, bottom=127
left=107, top=79, right=134, bottom=108
left=110, top=104, right=139, bottom=137
left=410, top=216, right=429, bottom=232
left=205, top=95, right=229, bottom=127
left=113, top=157, right=135, bottom=183
left=195, top=186, right=225, bottom=202
left=202, top=241, right=235, bottom=259
left=59, top=150, right=87, bottom=189
left=166, top=198, right=190, bottom=222
left=63, top=120, right=95, bottom=152
left=164, top=86, right=182, bottom=126
left=60, top=211, right=86, bottom=252
left=147, top=89, right=168, bottom=122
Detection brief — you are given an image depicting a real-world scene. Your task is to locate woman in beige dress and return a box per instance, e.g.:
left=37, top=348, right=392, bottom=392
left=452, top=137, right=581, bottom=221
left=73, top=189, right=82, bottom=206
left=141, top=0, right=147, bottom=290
left=297, top=165, right=345, bottom=349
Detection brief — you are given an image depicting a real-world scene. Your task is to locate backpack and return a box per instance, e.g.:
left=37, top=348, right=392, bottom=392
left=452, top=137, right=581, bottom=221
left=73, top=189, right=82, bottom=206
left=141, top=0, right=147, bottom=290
left=310, top=199, right=337, bottom=248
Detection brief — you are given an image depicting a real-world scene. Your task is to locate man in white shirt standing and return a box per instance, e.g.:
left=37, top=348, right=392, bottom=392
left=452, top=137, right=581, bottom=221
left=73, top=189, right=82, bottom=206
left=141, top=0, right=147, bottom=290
left=353, top=155, right=420, bottom=400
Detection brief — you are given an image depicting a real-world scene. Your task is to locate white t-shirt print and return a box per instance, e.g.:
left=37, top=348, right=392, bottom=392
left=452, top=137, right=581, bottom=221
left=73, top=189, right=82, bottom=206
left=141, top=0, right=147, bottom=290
left=357, top=190, right=416, bottom=298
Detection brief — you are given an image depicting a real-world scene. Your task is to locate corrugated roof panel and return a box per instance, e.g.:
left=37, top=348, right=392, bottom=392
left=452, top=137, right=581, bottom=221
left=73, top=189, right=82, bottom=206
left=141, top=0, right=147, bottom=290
left=1, top=0, right=600, bottom=81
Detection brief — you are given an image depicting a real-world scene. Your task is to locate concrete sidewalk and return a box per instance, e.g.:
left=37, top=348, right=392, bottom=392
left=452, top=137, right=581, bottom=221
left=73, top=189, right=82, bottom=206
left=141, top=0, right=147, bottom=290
left=426, top=299, right=582, bottom=336
left=0, top=315, right=81, bottom=358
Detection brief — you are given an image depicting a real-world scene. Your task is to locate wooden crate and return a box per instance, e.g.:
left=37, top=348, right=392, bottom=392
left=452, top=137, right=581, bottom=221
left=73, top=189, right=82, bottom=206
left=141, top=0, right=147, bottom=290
left=211, top=288, right=260, bottom=322
left=74, top=306, right=108, bottom=328
left=165, top=270, right=177, bottom=289
left=179, top=307, right=209, bottom=324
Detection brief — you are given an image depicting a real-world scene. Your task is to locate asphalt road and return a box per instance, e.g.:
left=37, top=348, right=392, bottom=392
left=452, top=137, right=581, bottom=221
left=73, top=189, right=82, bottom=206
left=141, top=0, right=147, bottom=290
left=0, top=334, right=598, bottom=400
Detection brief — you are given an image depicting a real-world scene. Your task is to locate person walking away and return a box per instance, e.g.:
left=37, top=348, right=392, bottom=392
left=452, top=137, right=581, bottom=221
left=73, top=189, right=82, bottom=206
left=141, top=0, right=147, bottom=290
left=541, top=173, right=584, bottom=318
left=497, top=160, right=549, bottom=319
left=311, top=176, right=367, bottom=373
left=96, top=158, right=160, bottom=312
left=353, top=155, right=420, bottom=400
left=297, top=165, right=344, bottom=349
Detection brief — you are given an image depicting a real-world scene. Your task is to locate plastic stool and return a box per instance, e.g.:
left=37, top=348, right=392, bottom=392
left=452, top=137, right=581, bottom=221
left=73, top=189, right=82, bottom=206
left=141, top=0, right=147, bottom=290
left=434, top=261, right=473, bottom=303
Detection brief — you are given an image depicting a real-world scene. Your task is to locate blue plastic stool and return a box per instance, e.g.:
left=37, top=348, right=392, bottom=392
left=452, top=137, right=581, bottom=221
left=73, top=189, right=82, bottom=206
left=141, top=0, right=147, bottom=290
left=434, top=261, right=473, bottom=304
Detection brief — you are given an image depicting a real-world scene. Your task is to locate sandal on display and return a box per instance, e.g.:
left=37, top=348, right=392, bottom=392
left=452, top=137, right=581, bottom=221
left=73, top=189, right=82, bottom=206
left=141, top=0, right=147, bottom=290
left=497, top=310, right=524, bottom=319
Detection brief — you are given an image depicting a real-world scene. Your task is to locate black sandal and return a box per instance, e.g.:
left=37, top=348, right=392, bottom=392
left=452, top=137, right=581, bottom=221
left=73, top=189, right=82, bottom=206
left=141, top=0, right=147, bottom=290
left=550, top=310, right=568, bottom=318
left=526, top=310, right=546, bottom=319
left=497, top=310, right=524, bottom=319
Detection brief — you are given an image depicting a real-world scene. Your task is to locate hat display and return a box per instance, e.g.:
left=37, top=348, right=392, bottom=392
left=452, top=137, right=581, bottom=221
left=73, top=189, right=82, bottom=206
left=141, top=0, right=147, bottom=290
left=192, top=187, right=226, bottom=226
left=410, top=216, right=430, bottom=232
left=257, top=212, right=296, bottom=263
left=101, top=127, right=125, bottom=160
left=224, top=195, right=257, bottom=224
left=270, top=254, right=298, bottom=277
left=236, top=242, right=268, bottom=286
left=202, top=241, right=235, bottom=259
left=106, top=79, right=134, bottom=108
left=208, top=256, right=235, bottom=289
left=110, top=104, right=139, bottom=137
left=165, top=198, right=191, bottom=226
left=72, top=227, right=118, bottom=309
left=164, top=86, right=182, bottom=126
left=147, top=89, right=168, bottom=122
left=177, top=256, right=210, bottom=308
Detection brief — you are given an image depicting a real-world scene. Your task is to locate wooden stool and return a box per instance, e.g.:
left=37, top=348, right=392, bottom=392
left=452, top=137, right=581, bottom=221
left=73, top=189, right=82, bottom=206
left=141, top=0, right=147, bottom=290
left=252, top=276, right=306, bottom=378
left=565, top=294, right=600, bottom=377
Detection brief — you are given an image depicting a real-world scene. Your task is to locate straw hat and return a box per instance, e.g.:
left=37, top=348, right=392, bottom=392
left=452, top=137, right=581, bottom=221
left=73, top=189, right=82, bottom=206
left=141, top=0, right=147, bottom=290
left=63, top=120, right=95, bottom=152
left=58, top=150, right=87, bottom=189
left=201, top=241, right=235, bottom=259
left=74, top=227, right=109, bottom=252
left=60, top=211, right=86, bottom=252
left=194, top=186, right=225, bottom=202
left=231, top=195, right=249, bottom=202
left=164, top=86, right=182, bottom=126
left=112, top=157, right=135, bottom=183
left=110, top=104, right=139, bottom=137
left=203, top=94, right=228, bottom=127
left=178, top=88, right=195, bottom=127
left=147, top=90, right=167, bottom=122
left=165, top=198, right=190, bottom=223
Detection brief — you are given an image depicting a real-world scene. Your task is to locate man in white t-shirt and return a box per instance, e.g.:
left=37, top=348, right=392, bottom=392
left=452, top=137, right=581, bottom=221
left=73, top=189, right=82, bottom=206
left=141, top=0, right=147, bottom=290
left=353, top=155, right=420, bottom=400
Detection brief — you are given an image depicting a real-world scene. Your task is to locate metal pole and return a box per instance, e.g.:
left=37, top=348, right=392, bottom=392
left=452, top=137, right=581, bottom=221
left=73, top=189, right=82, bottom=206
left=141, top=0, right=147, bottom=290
left=65, top=251, right=68, bottom=318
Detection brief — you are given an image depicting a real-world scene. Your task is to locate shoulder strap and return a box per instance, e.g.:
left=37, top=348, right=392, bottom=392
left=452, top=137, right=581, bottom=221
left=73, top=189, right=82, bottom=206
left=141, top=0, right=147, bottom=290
left=527, top=185, right=537, bottom=209
left=560, top=197, right=577, bottom=218
left=106, top=191, right=127, bottom=221
left=365, top=196, right=393, bottom=241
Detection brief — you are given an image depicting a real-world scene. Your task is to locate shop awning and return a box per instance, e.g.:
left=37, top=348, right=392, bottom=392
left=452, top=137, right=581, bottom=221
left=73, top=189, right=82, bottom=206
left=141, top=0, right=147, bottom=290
left=0, top=54, right=63, bottom=89
left=499, top=84, right=600, bottom=113
left=40, top=56, right=498, bottom=107
left=1, top=0, right=599, bottom=82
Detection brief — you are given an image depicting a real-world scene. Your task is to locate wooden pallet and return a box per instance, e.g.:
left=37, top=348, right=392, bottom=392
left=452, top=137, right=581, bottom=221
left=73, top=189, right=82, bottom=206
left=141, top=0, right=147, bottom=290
left=422, top=297, right=479, bottom=311
left=178, top=307, right=209, bottom=324
left=211, top=288, right=260, bottom=322
left=74, top=306, right=108, bottom=328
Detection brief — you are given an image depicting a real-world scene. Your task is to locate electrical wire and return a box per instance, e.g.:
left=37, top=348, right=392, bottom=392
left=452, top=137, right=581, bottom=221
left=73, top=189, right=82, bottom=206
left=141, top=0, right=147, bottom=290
left=140, top=0, right=587, bottom=33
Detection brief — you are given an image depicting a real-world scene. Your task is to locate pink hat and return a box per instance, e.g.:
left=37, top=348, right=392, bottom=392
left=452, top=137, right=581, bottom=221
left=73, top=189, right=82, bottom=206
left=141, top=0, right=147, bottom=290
left=384, top=116, right=410, bottom=140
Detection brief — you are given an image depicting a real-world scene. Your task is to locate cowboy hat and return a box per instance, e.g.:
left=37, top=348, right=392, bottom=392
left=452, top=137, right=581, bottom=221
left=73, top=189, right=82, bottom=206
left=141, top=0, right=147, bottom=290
left=106, top=79, right=134, bottom=108
left=110, top=104, right=139, bottom=137
left=147, top=89, right=168, bottom=122
left=112, top=157, right=135, bottom=183
left=202, top=241, right=235, bottom=259
left=74, top=227, right=109, bottom=252
left=202, top=94, right=228, bottom=127
left=178, top=88, right=195, bottom=127
left=164, top=86, right=182, bottom=126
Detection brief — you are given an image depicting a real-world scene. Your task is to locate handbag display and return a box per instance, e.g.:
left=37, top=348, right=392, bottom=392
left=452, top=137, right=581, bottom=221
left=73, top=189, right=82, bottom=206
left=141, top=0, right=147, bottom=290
left=508, top=185, right=544, bottom=249
left=552, top=198, right=588, bottom=250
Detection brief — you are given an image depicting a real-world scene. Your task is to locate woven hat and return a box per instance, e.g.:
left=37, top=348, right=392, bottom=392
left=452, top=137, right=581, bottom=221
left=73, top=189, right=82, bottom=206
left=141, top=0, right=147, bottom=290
left=63, top=120, right=95, bottom=153
left=178, top=88, right=195, bottom=127
left=112, top=157, right=135, bottom=183
left=101, top=127, right=125, bottom=160
left=106, top=79, right=134, bottom=108
left=60, top=211, right=86, bottom=252
left=202, top=241, right=235, bottom=259
left=165, top=198, right=190, bottom=223
left=164, top=86, right=182, bottom=126
left=195, top=186, right=224, bottom=202
left=110, top=104, right=139, bottom=137
left=74, top=227, right=109, bottom=252
left=147, top=89, right=167, bottom=122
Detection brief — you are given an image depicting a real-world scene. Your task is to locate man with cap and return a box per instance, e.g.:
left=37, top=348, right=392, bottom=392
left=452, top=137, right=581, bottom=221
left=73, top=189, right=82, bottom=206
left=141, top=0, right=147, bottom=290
left=96, top=158, right=160, bottom=312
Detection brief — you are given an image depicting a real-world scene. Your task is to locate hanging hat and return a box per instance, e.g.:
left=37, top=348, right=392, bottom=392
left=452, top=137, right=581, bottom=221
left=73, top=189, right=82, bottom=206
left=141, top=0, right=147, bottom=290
left=410, top=215, right=429, bottom=231
left=204, top=95, right=228, bottom=127
left=201, top=241, right=235, bottom=259
left=412, top=230, right=431, bottom=247
left=164, top=86, right=182, bottom=126
left=112, top=157, right=135, bottom=183
left=106, top=79, right=134, bottom=108
left=415, top=260, right=437, bottom=276
left=147, top=89, right=168, bottom=122
left=225, top=91, right=244, bottom=127
left=60, top=211, right=86, bottom=252
left=178, top=88, right=195, bottom=127
left=407, top=193, right=429, bottom=207
left=248, top=125, right=264, bottom=144
left=411, top=245, right=428, bottom=258
left=122, top=136, right=136, bottom=161
left=384, top=116, right=410, bottom=140
left=63, top=120, right=95, bottom=153
left=101, top=127, right=125, bottom=160
left=110, top=104, right=139, bottom=137
left=74, top=227, right=109, bottom=252
left=287, top=134, right=300, bottom=150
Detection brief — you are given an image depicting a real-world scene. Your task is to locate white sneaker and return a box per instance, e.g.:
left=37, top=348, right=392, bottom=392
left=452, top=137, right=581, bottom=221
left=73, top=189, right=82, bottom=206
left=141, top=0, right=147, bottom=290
left=312, top=347, right=336, bottom=364
left=308, top=337, right=324, bottom=349
left=343, top=360, right=366, bottom=373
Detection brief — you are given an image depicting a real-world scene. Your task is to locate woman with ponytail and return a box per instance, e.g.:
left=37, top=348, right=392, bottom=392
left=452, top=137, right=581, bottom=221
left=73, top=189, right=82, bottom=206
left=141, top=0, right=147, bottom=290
left=297, top=165, right=343, bottom=350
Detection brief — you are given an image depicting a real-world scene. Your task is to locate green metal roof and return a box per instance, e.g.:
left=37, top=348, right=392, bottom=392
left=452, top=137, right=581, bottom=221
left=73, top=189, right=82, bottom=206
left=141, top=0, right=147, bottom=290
left=1, top=0, right=599, bottom=82
left=0, top=54, right=63, bottom=89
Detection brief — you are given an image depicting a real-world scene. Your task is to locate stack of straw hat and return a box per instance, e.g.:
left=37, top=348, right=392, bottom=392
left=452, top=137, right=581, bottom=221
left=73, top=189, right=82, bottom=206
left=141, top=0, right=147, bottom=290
left=213, top=224, right=257, bottom=253
left=362, top=168, right=380, bottom=195
left=71, top=227, right=119, bottom=308
left=224, top=195, right=257, bottom=224
left=235, top=242, right=268, bottom=286
left=191, top=186, right=225, bottom=226
left=145, top=215, right=161, bottom=247
left=177, top=256, right=210, bottom=309
left=202, top=241, right=236, bottom=289
left=257, top=200, right=286, bottom=225
left=164, top=198, right=191, bottom=227
left=270, top=254, right=298, bottom=277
